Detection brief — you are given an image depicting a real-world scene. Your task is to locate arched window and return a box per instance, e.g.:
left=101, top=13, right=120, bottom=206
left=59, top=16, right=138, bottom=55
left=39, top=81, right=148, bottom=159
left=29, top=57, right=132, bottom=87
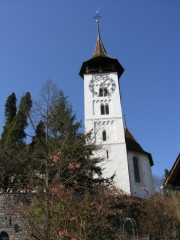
left=99, top=87, right=108, bottom=97
left=133, top=157, right=140, bottom=183
left=102, top=130, right=106, bottom=141
left=0, top=231, right=9, bottom=240
left=100, top=103, right=109, bottom=115
left=105, top=104, right=109, bottom=114
left=101, top=104, right=105, bottom=115
left=104, top=88, right=108, bottom=96
left=99, top=88, right=103, bottom=97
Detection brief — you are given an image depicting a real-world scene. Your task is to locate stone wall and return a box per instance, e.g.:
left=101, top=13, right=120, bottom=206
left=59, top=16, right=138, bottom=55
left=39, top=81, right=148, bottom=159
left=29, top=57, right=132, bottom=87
left=0, top=194, right=31, bottom=240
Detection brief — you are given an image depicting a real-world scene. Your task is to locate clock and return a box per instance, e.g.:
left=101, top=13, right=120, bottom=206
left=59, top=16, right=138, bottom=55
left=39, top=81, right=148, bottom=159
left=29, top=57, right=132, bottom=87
left=89, top=75, right=116, bottom=96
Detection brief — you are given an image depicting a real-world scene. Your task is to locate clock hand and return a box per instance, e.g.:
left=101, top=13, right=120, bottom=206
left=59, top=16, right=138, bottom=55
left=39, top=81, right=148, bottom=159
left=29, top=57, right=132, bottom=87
left=101, top=79, right=108, bottom=87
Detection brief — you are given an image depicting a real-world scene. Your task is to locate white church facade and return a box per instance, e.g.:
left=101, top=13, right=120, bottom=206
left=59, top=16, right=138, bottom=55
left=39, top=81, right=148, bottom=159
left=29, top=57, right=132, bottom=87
left=79, top=17, right=154, bottom=199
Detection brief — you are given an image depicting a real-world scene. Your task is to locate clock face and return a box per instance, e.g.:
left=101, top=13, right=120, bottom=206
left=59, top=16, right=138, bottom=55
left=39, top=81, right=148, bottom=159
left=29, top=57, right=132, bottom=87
left=89, top=75, right=116, bottom=96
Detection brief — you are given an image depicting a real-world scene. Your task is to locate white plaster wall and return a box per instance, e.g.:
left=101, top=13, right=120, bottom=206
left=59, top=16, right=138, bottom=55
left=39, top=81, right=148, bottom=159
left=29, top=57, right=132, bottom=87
left=97, top=143, right=131, bottom=194
left=127, top=151, right=154, bottom=198
left=83, top=72, right=154, bottom=198
left=83, top=72, right=131, bottom=194
left=84, top=72, right=123, bottom=121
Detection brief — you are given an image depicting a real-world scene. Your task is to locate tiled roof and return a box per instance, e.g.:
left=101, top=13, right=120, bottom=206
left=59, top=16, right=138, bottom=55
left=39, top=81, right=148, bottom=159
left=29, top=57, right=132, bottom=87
left=125, top=128, right=154, bottom=166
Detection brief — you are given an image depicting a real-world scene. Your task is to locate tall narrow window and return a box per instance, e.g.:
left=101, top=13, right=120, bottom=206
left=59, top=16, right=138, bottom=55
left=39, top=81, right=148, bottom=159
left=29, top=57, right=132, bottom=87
left=101, top=104, right=105, bottom=115
left=106, top=150, right=109, bottom=159
left=102, top=130, right=106, bottom=141
left=99, top=87, right=108, bottom=97
left=133, top=157, right=140, bottom=183
left=105, top=104, right=109, bottom=114
left=100, top=103, right=109, bottom=115
left=99, top=88, right=103, bottom=97
left=104, top=88, right=108, bottom=96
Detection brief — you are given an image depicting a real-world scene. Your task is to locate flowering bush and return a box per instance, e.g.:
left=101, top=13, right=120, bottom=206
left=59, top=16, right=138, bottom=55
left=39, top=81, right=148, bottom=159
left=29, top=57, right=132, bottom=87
left=67, top=163, right=81, bottom=170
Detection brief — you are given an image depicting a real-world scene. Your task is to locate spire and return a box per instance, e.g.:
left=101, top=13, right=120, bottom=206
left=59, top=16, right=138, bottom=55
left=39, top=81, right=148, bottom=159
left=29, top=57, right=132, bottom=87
left=92, top=10, right=109, bottom=58
left=79, top=10, right=124, bottom=79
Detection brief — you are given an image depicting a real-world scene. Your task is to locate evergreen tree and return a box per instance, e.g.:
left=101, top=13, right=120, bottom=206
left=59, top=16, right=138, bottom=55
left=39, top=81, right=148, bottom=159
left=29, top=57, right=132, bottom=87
left=29, top=80, right=110, bottom=192
left=27, top=80, right=113, bottom=240
left=2, top=92, right=32, bottom=148
left=0, top=92, right=32, bottom=191
left=30, top=120, right=46, bottom=149
left=48, top=89, right=81, bottom=137
left=4, top=92, right=17, bottom=124
left=1, top=92, right=17, bottom=143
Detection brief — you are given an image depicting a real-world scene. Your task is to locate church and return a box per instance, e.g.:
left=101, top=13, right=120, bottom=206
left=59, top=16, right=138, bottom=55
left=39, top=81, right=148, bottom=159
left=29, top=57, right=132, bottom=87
left=79, top=15, right=154, bottom=199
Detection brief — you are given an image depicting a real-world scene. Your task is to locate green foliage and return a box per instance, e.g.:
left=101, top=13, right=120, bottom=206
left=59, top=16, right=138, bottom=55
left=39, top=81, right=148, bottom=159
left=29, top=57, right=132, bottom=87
left=1, top=92, right=17, bottom=143
left=138, top=195, right=180, bottom=239
left=0, top=80, right=112, bottom=193
left=164, top=168, right=169, bottom=178
left=1, top=82, right=179, bottom=240
left=0, top=92, right=32, bottom=191
left=47, top=89, right=81, bottom=138
left=29, top=80, right=111, bottom=193
left=29, top=187, right=169, bottom=240
left=30, top=120, right=46, bottom=151
left=4, top=92, right=17, bottom=124
left=22, top=80, right=115, bottom=239
left=0, top=146, right=32, bottom=191
left=1, top=92, right=32, bottom=148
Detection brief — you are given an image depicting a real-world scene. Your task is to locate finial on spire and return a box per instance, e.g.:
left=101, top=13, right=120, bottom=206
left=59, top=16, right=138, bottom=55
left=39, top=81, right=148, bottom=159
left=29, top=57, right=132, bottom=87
left=94, top=8, right=101, bottom=23
left=94, top=9, right=101, bottom=40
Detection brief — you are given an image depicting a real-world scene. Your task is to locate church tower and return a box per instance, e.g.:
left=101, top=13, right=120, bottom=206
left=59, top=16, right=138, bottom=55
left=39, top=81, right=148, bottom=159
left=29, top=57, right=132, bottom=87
left=79, top=14, right=154, bottom=198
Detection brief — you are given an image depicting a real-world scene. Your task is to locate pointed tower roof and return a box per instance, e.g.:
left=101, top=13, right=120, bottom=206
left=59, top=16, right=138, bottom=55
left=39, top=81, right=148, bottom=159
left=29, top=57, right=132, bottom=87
left=79, top=12, right=124, bottom=79
left=91, top=17, right=110, bottom=58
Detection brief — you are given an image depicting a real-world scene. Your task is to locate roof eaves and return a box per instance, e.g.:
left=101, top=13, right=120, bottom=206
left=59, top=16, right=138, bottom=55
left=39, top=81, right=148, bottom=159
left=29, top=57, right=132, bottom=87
left=164, top=153, right=180, bottom=186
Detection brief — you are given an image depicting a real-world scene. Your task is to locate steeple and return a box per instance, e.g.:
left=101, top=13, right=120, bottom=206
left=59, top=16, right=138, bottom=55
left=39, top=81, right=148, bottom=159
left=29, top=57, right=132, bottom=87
left=79, top=11, right=124, bottom=79
left=81, top=12, right=154, bottom=199
left=92, top=11, right=109, bottom=58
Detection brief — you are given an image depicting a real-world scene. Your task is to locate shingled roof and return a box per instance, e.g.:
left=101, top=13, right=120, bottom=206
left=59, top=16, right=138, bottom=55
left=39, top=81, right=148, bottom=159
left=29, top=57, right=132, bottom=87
left=125, top=128, right=154, bottom=166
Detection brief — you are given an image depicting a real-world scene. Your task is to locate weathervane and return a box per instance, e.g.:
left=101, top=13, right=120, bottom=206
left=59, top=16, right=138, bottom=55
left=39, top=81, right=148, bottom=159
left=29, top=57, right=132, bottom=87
left=94, top=8, right=101, bottom=24
left=94, top=9, right=101, bottom=39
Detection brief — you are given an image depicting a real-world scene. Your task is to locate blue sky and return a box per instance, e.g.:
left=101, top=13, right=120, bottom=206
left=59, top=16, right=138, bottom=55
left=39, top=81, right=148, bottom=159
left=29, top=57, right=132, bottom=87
left=0, top=0, right=179, bottom=178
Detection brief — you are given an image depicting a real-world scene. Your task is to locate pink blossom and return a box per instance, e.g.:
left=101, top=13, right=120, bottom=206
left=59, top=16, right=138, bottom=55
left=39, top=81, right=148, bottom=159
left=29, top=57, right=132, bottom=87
left=75, top=163, right=81, bottom=169
left=68, top=163, right=75, bottom=169
left=50, top=152, right=61, bottom=163
left=68, top=163, right=81, bottom=170
left=59, top=230, right=67, bottom=237
left=50, top=184, right=65, bottom=198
